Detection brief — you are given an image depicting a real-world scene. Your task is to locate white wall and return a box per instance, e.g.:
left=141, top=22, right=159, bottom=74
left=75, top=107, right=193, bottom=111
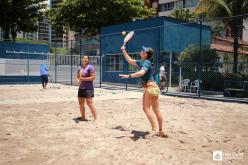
left=0, top=58, right=49, bottom=76
left=159, top=0, right=176, bottom=4
left=159, top=10, right=174, bottom=16
left=0, top=59, right=6, bottom=74
left=243, top=18, right=248, bottom=42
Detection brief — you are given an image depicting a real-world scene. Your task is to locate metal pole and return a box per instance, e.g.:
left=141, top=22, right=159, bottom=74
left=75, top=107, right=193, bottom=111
left=99, top=35, right=102, bottom=88
left=169, top=52, right=172, bottom=87
left=27, top=42, right=30, bottom=83
left=156, top=27, right=161, bottom=84
left=198, top=18, right=203, bottom=97
left=179, top=67, right=182, bottom=90
left=55, top=40, right=57, bottom=83
left=79, top=38, right=82, bottom=66
left=70, top=40, right=73, bottom=85
left=233, top=16, right=238, bottom=73
left=100, top=54, right=103, bottom=88
left=125, top=43, right=128, bottom=91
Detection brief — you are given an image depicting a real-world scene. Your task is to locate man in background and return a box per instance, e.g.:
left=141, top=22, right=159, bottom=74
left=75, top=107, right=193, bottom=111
left=159, top=65, right=166, bottom=90
left=40, top=64, right=48, bottom=89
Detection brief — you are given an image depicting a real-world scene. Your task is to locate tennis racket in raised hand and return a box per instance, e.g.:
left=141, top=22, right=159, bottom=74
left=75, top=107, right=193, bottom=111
left=122, top=31, right=134, bottom=47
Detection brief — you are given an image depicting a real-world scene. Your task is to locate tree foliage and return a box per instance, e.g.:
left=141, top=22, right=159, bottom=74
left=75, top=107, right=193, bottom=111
left=195, top=0, right=248, bottom=73
left=0, top=0, right=46, bottom=41
left=170, top=8, right=195, bottom=22
left=178, top=45, right=219, bottom=71
left=195, top=0, right=248, bottom=18
left=195, top=0, right=248, bottom=36
left=48, top=0, right=155, bottom=36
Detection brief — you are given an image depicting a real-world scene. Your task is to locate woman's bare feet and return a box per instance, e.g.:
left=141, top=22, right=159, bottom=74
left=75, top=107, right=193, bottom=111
left=79, top=117, right=88, bottom=121
left=152, top=131, right=168, bottom=138
left=149, top=129, right=157, bottom=135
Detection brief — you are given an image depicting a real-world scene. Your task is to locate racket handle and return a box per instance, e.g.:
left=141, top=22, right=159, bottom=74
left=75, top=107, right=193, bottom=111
left=122, top=42, right=126, bottom=47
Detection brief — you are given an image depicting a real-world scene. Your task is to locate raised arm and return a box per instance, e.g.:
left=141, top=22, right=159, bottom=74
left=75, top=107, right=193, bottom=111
left=121, top=46, right=138, bottom=66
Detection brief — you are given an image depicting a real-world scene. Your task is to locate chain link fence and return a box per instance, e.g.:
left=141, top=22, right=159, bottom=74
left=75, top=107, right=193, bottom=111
left=0, top=14, right=248, bottom=102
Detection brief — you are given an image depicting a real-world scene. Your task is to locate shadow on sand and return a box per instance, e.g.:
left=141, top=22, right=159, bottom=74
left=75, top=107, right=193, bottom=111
left=73, top=117, right=89, bottom=123
left=130, top=130, right=150, bottom=141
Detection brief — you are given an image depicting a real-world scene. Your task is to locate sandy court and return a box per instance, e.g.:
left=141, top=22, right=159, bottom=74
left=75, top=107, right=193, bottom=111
left=0, top=84, right=247, bottom=165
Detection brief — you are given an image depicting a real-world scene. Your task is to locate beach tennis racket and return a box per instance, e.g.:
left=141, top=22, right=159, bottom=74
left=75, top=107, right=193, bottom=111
left=122, top=31, right=134, bottom=47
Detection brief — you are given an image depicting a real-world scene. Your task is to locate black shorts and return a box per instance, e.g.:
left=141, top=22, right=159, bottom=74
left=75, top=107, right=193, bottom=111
left=78, top=88, right=94, bottom=98
left=41, top=75, right=48, bottom=83
left=160, top=76, right=166, bottom=82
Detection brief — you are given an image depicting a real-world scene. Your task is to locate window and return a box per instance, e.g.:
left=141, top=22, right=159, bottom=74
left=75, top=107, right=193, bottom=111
left=159, top=2, right=174, bottom=12
left=152, top=2, right=158, bottom=8
left=85, top=50, right=97, bottom=56
left=185, top=0, right=200, bottom=8
left=106, top=54, right=123, bottom=71
left=183, top=0, right=186, bottom=8
left=88, top=56, right=100, bottom=65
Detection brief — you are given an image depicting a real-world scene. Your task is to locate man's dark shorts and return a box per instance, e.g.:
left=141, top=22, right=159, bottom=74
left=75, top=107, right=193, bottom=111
left=78, top=88, right=94, bottom=98
left=41, top=75, right=48, bottom=83
left=160, top=76, right=166, bottom=82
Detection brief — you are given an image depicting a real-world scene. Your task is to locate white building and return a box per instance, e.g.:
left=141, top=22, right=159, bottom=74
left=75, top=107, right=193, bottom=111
left=146, top=0, right=200, bottom=16
left=38, top=0, right=63, bottom=45
left=243, top=18, right=248, bottom=42
left=146, top=0, right=248, bottom=42
left=158, top=0, right=200, bottom=16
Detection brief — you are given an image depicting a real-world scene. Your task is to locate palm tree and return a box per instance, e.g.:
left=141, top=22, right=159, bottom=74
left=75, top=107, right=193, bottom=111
left=195, top=0, right=248, bottom=73
left=170, top=8, right=195, bottom=22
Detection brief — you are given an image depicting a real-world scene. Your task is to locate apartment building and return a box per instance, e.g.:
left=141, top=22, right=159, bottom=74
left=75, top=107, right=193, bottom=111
left=145, top=0, right=248, bottom=41
left=243, top=18, right=248, bottom=42
left=38, top=0, right=63, bottom=45
left=145, top=0, right=200, bottom=16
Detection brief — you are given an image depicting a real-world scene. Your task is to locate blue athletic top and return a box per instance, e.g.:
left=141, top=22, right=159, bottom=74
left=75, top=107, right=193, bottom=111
left=136, top=59, right=154, bottom=83
left=40, top=64, right=48, bottom=76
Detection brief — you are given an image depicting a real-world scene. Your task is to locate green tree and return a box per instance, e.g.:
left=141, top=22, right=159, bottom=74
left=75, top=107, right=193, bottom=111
left=178, top=45, right=219, bottom=71
left=170, top=8, right=195, bottom=22
left=195, top=0, right=248, bottom=73
left=0, top=0, right=46, bottom=41
left=48, top=0, right=155, bottom=36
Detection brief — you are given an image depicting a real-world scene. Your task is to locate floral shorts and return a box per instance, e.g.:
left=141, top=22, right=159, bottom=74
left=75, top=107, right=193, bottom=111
left=143, top=81, right=160, bottom=97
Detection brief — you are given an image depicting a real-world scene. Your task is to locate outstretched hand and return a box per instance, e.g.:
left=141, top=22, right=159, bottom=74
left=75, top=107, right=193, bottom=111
left=119, top=74, right=129, bottom=79
left=121, top=46, right=125, bottom=51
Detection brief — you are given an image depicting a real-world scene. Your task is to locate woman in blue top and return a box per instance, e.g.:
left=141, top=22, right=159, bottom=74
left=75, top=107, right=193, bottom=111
left=119, top=46, right=167, bottom=138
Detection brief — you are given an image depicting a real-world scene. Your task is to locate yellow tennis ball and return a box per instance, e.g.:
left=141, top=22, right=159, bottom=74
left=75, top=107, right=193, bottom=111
left=122, top=31, right=126, bottom=36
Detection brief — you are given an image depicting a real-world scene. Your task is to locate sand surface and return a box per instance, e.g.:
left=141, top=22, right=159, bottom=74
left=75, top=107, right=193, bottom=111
left=0, top=84, right=247, bottom=165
